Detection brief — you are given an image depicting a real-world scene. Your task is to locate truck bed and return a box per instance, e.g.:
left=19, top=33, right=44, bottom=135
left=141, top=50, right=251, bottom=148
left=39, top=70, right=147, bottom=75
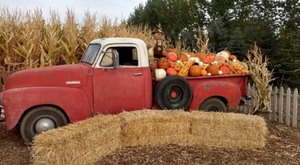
left=154, top=74, right=250, bottom=111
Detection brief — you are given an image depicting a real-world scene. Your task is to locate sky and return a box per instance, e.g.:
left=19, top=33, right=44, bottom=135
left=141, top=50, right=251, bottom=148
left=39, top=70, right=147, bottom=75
left=0, top=0, right=147, bottom=22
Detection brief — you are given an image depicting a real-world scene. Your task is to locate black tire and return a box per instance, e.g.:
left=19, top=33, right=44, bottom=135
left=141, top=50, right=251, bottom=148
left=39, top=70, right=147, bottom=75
left=20, top=106, right=68, bottom=144
left=155, top=76, right=192, bottom=110
left=199, top=98, right=227, bottom=112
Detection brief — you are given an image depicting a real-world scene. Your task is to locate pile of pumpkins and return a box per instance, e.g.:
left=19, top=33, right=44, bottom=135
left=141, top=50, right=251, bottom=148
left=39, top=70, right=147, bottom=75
left=154, top=49, right=249, bottom=80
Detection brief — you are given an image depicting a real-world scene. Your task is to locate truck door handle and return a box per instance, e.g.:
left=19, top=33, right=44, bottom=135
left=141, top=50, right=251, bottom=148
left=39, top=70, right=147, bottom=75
left=132, top=73, right=143, bottom=76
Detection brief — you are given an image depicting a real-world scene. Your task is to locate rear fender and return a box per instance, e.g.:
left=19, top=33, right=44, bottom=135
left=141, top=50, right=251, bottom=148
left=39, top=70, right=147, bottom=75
left=189, top=81, right=242, bottom=110
left=3, top=87, right=91, bottom=130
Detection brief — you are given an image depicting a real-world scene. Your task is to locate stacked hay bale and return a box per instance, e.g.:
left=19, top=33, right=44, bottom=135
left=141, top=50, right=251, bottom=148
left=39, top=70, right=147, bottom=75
left=120, top=110, right=192, bottom=147
left=190, top=111, right=268, bottom=149
left=32, top=110, right=268, bottom=164
left=32, top=115, right=121, bottom=165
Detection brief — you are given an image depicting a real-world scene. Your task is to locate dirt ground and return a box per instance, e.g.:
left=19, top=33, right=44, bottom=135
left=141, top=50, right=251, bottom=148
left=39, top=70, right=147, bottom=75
left=1, top=121, right=300, bottom=165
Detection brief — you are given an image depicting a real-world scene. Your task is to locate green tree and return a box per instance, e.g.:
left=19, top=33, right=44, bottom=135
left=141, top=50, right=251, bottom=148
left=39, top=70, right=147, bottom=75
left=271, top=0, right=300, bottom=88
left=128, top=0, right=300, bottom=88
left=128, top=0, right=204, bottom=46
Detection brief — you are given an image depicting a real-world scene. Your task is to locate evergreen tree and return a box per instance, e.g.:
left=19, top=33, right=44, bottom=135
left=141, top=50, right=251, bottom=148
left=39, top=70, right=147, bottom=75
left=128, top=0, right=300, bottom=88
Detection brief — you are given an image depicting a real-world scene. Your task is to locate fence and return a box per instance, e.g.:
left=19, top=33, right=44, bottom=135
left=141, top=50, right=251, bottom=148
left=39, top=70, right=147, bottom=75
left=236, top=84, right=299, bottom=128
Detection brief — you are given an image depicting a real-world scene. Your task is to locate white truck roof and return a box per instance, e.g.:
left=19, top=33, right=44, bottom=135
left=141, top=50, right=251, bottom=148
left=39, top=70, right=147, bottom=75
left=90, top=38, right=149, bottom=67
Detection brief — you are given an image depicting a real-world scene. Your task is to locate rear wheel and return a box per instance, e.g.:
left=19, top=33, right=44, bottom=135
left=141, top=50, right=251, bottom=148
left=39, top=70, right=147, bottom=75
left=199, top=98, right=227, bottom=112
left=155, top=76, right=192, bottom=110
left=20, top=106, right=68, bottom=144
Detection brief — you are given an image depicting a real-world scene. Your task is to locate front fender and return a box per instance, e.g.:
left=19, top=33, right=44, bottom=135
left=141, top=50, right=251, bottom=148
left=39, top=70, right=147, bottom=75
left=189, top=81, right=242, bottom=110
left=2, top=87, right=91, bottom=130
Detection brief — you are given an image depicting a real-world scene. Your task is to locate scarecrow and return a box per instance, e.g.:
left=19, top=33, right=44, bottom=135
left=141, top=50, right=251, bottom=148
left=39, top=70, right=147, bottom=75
left=152, top=24, right=164, bottom=59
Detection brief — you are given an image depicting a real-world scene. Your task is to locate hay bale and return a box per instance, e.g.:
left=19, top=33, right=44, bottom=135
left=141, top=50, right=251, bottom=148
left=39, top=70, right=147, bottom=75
left=189, top=111, right=268, bottom=149
left=32, top=115, right=121, bottom=165
left=120, top=110, right=193, bottom=147
left=31, top=110, right=268, bottom=164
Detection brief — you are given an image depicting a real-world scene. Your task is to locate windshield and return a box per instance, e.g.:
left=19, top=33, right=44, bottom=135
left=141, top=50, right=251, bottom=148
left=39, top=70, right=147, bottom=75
left=80, top=44, right=101, bottom=65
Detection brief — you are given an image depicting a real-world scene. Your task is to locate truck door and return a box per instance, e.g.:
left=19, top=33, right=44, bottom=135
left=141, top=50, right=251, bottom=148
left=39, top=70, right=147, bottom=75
left=93, top=46, right=146, bottom=114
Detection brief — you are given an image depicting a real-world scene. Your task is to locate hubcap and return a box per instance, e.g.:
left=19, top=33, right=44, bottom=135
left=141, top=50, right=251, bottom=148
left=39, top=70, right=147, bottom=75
left=35, top=118, right=55, bottom=133
left=168, top=86, right=183, bottom=103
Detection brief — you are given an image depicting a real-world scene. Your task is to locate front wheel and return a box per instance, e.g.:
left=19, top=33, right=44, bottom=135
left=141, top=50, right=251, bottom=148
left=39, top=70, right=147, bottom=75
left=199, top=98, right=227, bottom=112
left=20, top=106, right=68, bottom=144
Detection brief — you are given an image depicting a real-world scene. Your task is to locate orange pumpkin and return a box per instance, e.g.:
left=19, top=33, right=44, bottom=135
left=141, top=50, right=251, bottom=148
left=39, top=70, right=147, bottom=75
left=162, top=51, right=168, bottom=57
left=196, top=53, right=207, bottom=59
left=189, top=65, right=202, bottom=77
left=179, top=53, right=188, bottom=62
left=167, top=52, right=177, bottom=62
left=201, top=69, right=208, bottom=76
left=219, top=65, right=232, bottom=75
left=241, top=69, right=249, bottom=74
left=166, top=67, right=177, bottom=76
left=206, top=65, right=219, bottom=75
left=201, top=56, right=211, bottom=64
left=169, top=61, right=176, bottom=68
left=207, top=54, right=216, bottom=63
left=189, top=52, right=196, bottom=57
left=174, top=63, right=181, bottom=71
left=158, top=58, right=170, bottom=69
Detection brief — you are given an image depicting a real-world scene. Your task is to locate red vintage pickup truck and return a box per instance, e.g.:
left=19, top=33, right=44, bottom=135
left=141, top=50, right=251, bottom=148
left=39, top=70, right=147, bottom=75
left=0, top=38, right=249, bottom=143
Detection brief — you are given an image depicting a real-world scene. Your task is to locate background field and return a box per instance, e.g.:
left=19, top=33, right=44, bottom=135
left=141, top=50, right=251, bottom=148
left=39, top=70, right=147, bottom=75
left=0, top=9, right=154, bottom=91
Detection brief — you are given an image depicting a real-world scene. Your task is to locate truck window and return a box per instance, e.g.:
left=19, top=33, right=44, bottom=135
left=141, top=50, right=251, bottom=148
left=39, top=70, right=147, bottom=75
left=100, top=48, right=117, bottom=67
left=100, top=46, right=138, bottom=67
left=81, top=44, right=101, bottom=65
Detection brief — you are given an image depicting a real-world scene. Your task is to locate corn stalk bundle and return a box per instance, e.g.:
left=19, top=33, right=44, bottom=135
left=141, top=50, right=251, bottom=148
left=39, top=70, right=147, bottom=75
left=246, top=44, right=273, bottom=114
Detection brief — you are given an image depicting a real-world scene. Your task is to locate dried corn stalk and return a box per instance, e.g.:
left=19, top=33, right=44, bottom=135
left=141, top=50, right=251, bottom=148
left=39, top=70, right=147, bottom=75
left=196, top=26, right=209, bottom=53
left=246, top=44, right=273, bottom=114
left=0, top=8, right=153, bottom=85
left=61, top=9, right=80, bottom=64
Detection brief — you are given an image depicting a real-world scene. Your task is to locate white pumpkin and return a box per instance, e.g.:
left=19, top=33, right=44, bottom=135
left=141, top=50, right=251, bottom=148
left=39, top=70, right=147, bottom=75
left=216, top=50, right=230, bottom=60
left=155, top=68, right=166, bottom=81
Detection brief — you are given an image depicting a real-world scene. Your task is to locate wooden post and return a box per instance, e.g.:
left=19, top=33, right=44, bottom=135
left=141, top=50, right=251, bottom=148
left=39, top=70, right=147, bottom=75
left=247, top=83, right=252, bottom=114
left=273, top=87, right=278, bottom=121
left=250, top=85, right=255, bottom=114
left=279, top=87, right=284, bottom=123
left=292, top=89, right=298, bottom=127
left=247, top=83, right=251, bottom=96
left=269, top=86, right=273, bottom=121
left=286, top=88, right=291, bottom=126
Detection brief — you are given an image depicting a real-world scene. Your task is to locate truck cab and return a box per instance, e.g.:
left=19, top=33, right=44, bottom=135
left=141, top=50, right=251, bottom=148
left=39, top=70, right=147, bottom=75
left=83, top=38, right=153, bottom=114
left=0, top=37, right=249, bottom=143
